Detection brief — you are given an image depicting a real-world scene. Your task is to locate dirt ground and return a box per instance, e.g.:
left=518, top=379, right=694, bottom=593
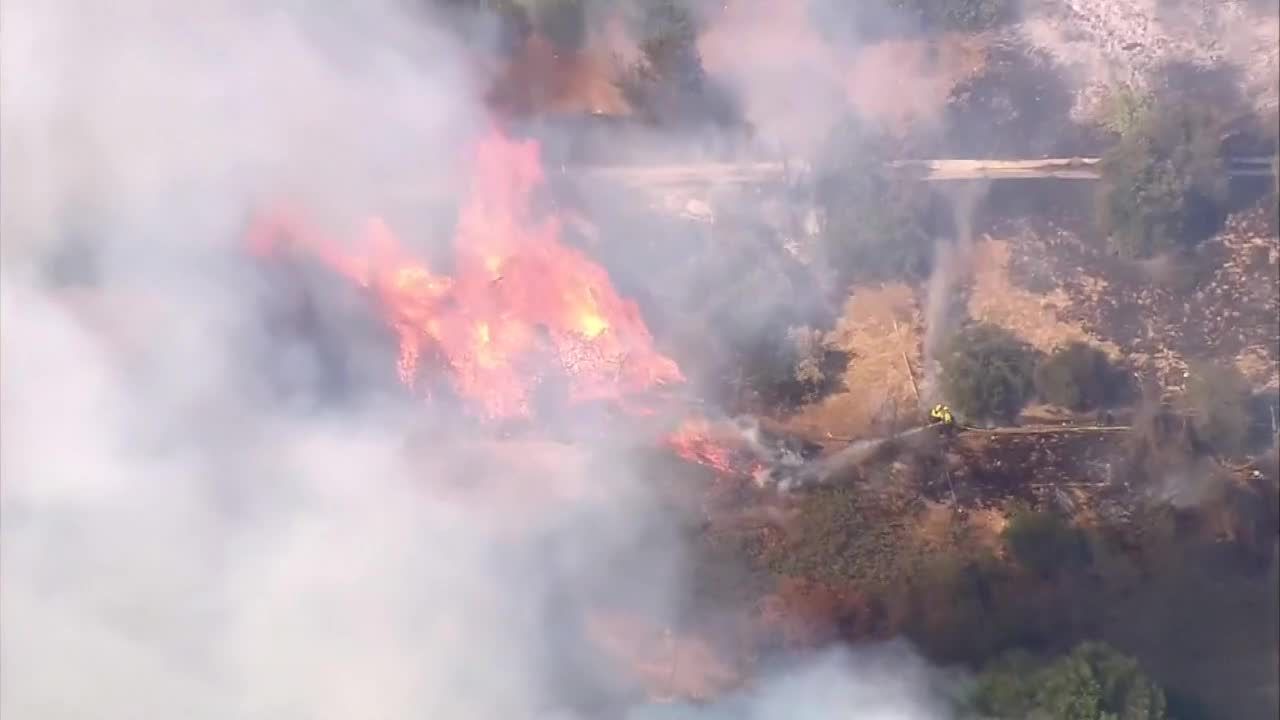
left=1002, top=208, right=1280, bottom=394
left=967, top=236, right=1122, bottom=358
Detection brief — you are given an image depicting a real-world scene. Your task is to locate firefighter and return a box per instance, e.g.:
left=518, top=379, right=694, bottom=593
left=928, top=403, right=954, bottom=427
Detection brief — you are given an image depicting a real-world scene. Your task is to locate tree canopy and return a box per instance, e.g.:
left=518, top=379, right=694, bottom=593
left=1097, top=100, right=1227, bottom=259
left=1001, top=507, right=1091, bottom=579
left=1035, top=342, right=1128, bottom=412
left=618, top=0, right=739, bottom=127
left=941, top=323, right=1036, bottom=424
left=813, top=116, right=938, bottom=288
left=967, top=642, right=1168, bottom=720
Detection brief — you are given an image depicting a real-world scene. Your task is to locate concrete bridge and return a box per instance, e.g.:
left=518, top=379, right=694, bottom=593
left=568, top=156, right=1275, bottom=186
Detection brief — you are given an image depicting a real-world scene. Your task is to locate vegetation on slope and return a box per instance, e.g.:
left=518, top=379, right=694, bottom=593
left=813, top=116, right=939, bottom=288
left=1034, top=342, right=1130, bottom=412
left=966, top=642, right=1169, bottom=720
left=1097, top=99, right=1228, bottom=259
left=1001, top=507, right=1091, bottom=579
left=941, top=323, right=1037, bottom=424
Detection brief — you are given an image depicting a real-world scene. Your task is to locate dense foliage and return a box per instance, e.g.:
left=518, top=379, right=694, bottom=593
left=618, top=0, right=739, bottom=126
left=887, top=0, right=1016, bottom=32
left=1101, top=85, right=1155, bottom=138
left=732, top=324, right=849, bottom=411
left=1034, top=342, right=1128, bottom=412
left=967, top=643, right=1169, bottom=720
left=813, top=117, right=938, bottom=288
left=1097, top=100, right=1227, bottom=259
left=1001, top=508, right=1091, bottom=579
left=941, top=324, right=1036, bottom=424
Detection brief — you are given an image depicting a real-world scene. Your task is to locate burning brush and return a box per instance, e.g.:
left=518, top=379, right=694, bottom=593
left=664, top=415, right=824, bottom=488
left=247, top=129, right=682, bottom=420
left=244, top=126, right=832, bottom=492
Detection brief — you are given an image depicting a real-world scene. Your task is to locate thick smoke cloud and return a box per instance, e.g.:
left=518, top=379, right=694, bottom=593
left=0, top=1, right=956, bottom=718
left=628, top=642, right=963, bottom=720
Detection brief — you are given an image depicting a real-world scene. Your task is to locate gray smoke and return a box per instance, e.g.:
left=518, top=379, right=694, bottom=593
left=626, top=641, right=965, bottom=719
left=920, top=180, right=990, bottom=406
left=0, top=2, right=961, bottom=718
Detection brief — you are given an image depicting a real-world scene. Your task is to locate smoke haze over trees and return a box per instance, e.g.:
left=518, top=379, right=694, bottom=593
left=3, top=0, right=1277, bottom=718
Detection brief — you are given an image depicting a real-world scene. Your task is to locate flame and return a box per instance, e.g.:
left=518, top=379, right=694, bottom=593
left=665, top=418, right=767, bottom=478
left=249, top=130, right=682, bottom=418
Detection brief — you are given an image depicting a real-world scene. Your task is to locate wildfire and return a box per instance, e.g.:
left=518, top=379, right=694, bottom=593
left=248, top=130, right=682, bottom=418
left=665, top=418, right=767, bottom=479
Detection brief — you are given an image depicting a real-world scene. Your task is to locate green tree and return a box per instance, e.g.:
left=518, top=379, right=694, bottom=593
left=1097, top=101, right=1227, bottom=259
left=1002, top=508, right=1091, bottom=579
left=1101, top=84, right=1155, bottom=137
left=814, top=116, right=937, bottom=287
left=1035, top=342, right=1126, bottom=412
left=968, top=642, right=1168, bottom=719
left=1181, top=361, right=1252, bottom=457
left=618, top=1, right=738, bottom=126
left=941, top=324, right=1036, bottom=424
left=888, top=0, right=1015, bottom=32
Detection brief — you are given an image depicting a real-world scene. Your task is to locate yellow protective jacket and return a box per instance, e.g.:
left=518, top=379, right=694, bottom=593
left=928, top=404, right=954, bottom=425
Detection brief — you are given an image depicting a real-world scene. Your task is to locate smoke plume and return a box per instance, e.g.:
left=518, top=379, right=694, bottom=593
left=921, top=180, right=990, bottom=405
left=0, top=2, right=961, bottom=718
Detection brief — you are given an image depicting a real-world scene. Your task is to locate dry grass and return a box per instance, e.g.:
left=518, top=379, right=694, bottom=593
left=783, top=283, right=924, bottom=440
left=968, top=237, right=1121, bottom=358
left=584, top=609, right=742, bottom=702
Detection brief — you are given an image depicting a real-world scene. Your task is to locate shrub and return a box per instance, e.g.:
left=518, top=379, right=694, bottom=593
left=1101, top=84, right=1155, bottom=137
left=1001, top=508, right=1091, bottom=579
left=735, top=325, right=848, bottom=410
left=1034, top=342, right=1127, bottom=411
left=813, top=116, right=938, bottom=286
left=1181, top=361, right=1252, bottom=457
left=1097, top=101, right=1227, bottom=259
left=889, top=0, right=1016, bottom=32
left=618, top=0, right=739, bottom=126
left=967, top=642, right=1168, bottom=720
left=940, top=324, right=1036, bottom=424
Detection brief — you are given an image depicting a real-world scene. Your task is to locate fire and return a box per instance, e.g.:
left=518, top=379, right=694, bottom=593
left=665, top=418, right=767, bottom=479
left=249, top=130, right=682, bottom=418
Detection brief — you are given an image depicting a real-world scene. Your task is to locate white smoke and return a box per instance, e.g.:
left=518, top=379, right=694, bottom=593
left=627, top=642, right=963, bottom=719
left=920, top=181, right=989, bottom=406
left=0, top=2, right=960, bottom=718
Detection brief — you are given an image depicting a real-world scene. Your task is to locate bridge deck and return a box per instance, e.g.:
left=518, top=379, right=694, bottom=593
left=567, top=157, right=1275, bottom=185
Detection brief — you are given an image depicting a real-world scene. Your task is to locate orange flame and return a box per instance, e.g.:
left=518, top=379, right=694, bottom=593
left=249, top=130, right=682, bottom=418
left=665, top=418, right=766, bottom=478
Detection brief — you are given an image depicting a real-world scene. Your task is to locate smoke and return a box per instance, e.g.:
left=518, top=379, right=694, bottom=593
left=920, top=180, right=990, bottom=405
left=626, top=642, right=964, bottom=719
left=698, top=0, right=986, bottom=158
left=1, top=1, right=960, bottom=718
